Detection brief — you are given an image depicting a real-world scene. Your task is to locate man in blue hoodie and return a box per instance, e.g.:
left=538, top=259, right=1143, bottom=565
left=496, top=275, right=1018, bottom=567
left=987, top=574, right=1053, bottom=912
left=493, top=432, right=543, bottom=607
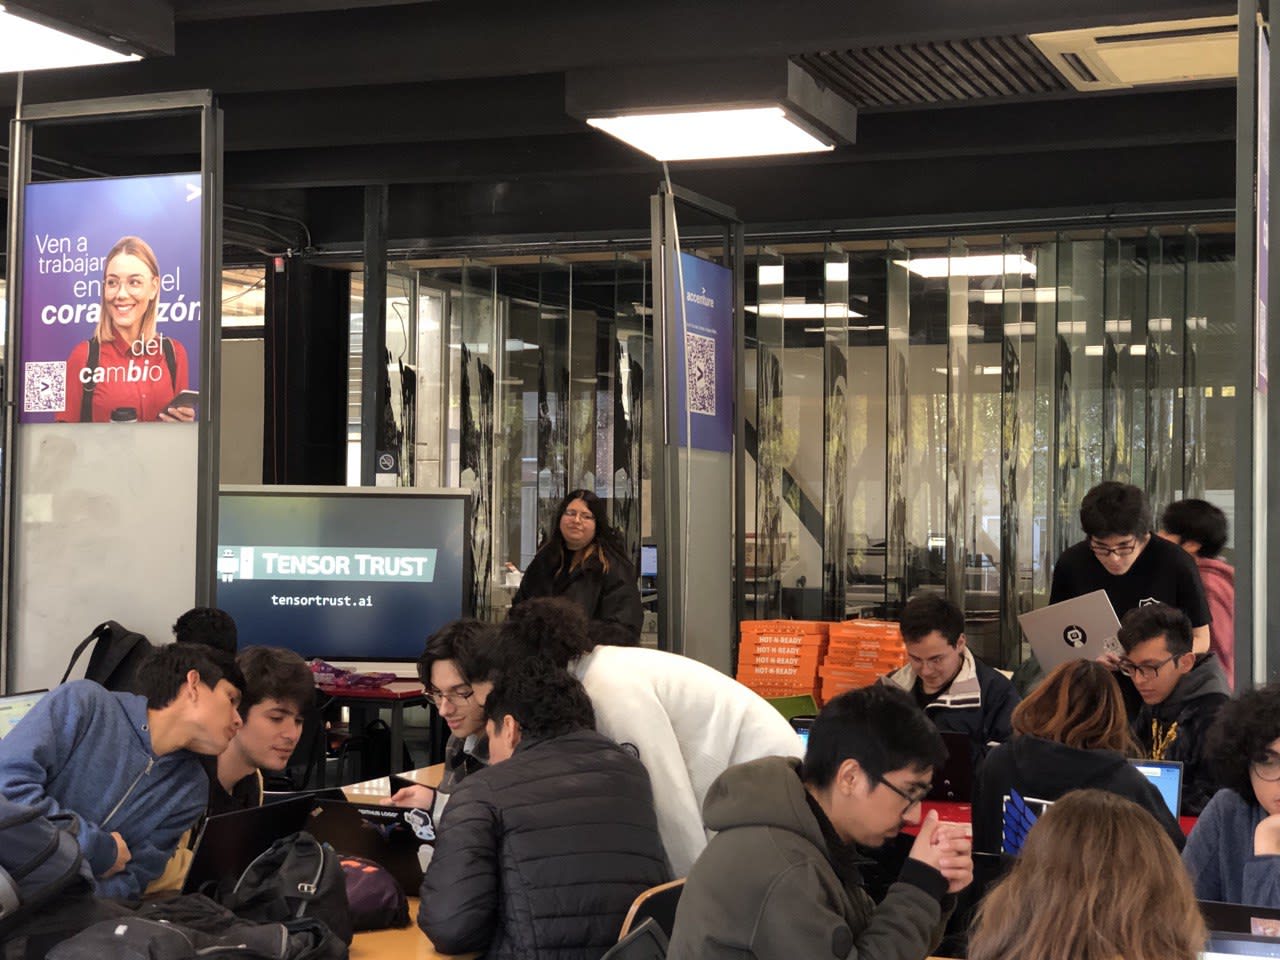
left=0, top=643, right=244, bottom=899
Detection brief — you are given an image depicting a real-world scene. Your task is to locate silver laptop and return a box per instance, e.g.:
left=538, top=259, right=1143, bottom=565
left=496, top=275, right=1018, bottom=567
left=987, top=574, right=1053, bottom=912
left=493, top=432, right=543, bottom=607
left=1018, top=590, right=1123, bottom=671
left=0, top=690, right=47, bottom=740
left=1202, top=933, right=1280, bottom=958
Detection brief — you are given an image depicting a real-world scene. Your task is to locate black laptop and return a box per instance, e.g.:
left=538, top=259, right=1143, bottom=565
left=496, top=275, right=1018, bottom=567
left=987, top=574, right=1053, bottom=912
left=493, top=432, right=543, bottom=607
left=306, top=798, right=434, bottom=896
left=926, top=732, right=975, bottom=803
left=1201, top=900, right=1280, bottom=937
left=183, top=794, right=316, bottom=894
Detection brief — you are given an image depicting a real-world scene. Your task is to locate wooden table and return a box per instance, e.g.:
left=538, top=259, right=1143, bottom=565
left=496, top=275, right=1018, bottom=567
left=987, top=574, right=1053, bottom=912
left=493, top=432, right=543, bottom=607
left=342, top=762, right=444, bottom=802
left=350, top=899, right=476, bottom=960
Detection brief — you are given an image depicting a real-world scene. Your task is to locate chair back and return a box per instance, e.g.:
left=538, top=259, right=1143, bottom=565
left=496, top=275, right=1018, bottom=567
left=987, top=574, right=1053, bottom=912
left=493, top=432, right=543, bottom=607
left=601, top=917, right=668, bottom=960
left=619, top=879, right=685, bottom=940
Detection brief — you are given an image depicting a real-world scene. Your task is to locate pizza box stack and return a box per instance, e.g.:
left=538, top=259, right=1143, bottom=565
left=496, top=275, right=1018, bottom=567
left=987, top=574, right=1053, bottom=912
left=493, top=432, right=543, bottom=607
left=735, top=620, right=829, bottom=702
left=819, top=619, right=907, bottom=703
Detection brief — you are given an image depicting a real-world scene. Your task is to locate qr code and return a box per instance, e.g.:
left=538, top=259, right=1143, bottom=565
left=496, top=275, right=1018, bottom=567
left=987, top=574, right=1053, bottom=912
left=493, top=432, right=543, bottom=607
left=685, top=332, right=716, bottom=416
left=24, top=361, right=67, bottom=414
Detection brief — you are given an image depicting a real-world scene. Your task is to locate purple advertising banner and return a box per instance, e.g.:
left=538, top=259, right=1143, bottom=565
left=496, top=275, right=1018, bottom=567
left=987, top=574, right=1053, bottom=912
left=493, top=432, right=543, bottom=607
left=672, top=251, right=734, bottom=453
left=20, top=173, right=203, bottom=424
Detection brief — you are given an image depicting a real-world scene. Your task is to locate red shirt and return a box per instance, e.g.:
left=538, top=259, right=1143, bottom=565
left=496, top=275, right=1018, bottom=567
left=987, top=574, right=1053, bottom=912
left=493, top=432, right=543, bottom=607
left=57, top=335, right=190, bottom=423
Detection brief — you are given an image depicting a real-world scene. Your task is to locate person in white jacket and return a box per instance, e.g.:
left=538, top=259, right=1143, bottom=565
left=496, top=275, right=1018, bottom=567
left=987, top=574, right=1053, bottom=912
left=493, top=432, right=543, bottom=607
left=498, top=598, right=803, bottom=877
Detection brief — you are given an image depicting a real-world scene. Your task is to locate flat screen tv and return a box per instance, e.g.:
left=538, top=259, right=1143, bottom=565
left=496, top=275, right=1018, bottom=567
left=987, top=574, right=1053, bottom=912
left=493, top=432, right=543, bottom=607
left=215, top=486, right=471, bottom=661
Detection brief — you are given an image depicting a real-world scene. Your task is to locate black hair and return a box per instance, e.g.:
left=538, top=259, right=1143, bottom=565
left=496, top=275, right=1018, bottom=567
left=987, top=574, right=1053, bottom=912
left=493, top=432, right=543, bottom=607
left=417, top=619, right=501, bottom=688
left=801, top=683, right=947, bottom=788
left=172, top=607, right=238, bottom=654
left=1207, top=684, right=1280, bottom=806
left=497, top=597, right=593, bottom=670
left=1079, top=481, right=1152, bottom=539
left=135, top=642, right=245, bottom=710
left=1117, top=602, right=1193, bottom=657
left=235, top=646, right=314, bottom=718
left=1160, top=498, right=1229, bottom=559
left=586, top=618, right=641, bottom=649
left=483, top=656, right=595, bottom=742
left=899, top=592, right=964, bottom=646
left=540, top=489, right=631, bottom=575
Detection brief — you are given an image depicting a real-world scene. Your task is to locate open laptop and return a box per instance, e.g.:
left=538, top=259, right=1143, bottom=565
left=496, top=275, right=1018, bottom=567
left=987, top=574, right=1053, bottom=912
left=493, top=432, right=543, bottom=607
left=790, top=716, right=814, bottom=751
left=0, top=690, right=47, bottom=739
left=1201, top=901, right=1280, bottom=938
left=1130, top=758, right=1184, bottom=817
left=183, top=794, right=316, bottom=894
left=927, top=731, right=975, bottom=802
left=1018, top=590, right=1123, bottom=672
left=307, top=798, right=434, bottom=896
left=1202, top=933, right=1280, bottom=957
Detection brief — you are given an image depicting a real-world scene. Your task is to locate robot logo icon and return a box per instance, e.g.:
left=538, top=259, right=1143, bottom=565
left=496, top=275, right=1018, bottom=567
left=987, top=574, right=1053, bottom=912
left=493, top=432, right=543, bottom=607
left=1063, top=625, right=1087, bottom=648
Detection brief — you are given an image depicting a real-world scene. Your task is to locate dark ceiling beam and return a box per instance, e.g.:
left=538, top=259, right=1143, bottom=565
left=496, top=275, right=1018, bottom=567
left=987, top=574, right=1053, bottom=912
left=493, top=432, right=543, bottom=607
left=0, top=0, right=1235, bottom=104
left=7, top=0, right=175, bottom=56
left=171, top=0, right=438, bottom=20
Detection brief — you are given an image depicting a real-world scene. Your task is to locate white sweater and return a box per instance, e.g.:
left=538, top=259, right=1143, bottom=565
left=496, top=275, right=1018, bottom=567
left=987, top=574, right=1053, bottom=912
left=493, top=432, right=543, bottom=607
left=569, top=645, right=804, bottom=877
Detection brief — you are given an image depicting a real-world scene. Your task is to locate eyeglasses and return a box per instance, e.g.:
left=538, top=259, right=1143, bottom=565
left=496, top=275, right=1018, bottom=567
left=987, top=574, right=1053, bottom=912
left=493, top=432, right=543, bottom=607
left=562, top=510, right=596, bottom=522
left=1117, top=654, right=1180, bottom=680
left=874, top=774, right=929, bottom=813
left=1089, top=537, right=1140, bottom=558
left=426, top=688, right=475, bottom=708
left=1253, top=757, right=1280, bottom=782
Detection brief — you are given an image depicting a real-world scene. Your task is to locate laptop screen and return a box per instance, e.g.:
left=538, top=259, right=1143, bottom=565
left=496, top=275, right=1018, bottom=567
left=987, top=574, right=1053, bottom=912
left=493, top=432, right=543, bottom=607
left=1131, top=759, right=1183, bottom=817
left=1202, top=933, right=1280, bottom=957
left=0, top=691, right=46, bottom=740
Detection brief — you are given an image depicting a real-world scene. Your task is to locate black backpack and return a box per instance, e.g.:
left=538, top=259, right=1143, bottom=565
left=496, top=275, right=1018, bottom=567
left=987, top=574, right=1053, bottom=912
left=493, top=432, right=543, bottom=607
left=217, top=831, right=352, bottom=945
left=0, top=797, right=87, bottom=937
left=58, top=621, right=154, bottom=694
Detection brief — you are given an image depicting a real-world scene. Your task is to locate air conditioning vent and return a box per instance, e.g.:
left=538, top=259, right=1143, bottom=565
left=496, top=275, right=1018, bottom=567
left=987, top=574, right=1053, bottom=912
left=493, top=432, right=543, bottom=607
left=1029, top=16, right=1237, bottom=91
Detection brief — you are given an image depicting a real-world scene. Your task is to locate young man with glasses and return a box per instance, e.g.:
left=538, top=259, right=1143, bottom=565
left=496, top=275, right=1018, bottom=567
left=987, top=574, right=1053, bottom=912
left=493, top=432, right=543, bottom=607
left=668, top=684, right=972, bottom=960
left=1184, top=684, right=1280, bottom=906
left=1118, top=602, right=1229, bottom=815
left=883, top=592, right=1019, bottom=763
left=387, top=619, right=499, bottom=819
left=1050, top=481, right=1211, bottom=656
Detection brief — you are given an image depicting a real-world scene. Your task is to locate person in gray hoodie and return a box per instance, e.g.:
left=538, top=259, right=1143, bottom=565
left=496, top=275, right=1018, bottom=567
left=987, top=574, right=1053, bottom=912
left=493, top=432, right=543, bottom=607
left=667, top=684, right=972, bottom=960
left=1118, top=602, right=1230, bottom=815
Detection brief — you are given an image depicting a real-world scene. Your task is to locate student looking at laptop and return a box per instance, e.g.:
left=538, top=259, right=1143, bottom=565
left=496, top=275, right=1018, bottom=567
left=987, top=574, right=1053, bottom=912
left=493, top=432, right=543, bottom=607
left=882, top=592, right=1019, bottom=764
left=972, top=659, right=1184, bottom=854
left=494, top=596, right=802, bottom=877
left=1184, top=684, right=1280, bottom=906
left=968, top=789, right=1205, bottom=960
left=667, top=684, right=971, bottom=960
left=418, top=657, right=669, bottom=960
left=0, top=643, right=244, bottom=898
left=1120, top=602, right=1229, bottom=815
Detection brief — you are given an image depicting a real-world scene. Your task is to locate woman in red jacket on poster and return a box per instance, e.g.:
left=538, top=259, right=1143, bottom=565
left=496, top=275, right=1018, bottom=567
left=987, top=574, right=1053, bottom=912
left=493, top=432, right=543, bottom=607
left=58, top=235, right=193, bottom=424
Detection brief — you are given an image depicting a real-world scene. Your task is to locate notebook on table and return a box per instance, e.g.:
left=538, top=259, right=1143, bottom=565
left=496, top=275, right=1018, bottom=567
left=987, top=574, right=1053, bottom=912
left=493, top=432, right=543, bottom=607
left=0, top=690, right=47, bottom=739
left=1018, top=590, right=1123, bottom=672
left=1130, top=758, right=1184, bottom=817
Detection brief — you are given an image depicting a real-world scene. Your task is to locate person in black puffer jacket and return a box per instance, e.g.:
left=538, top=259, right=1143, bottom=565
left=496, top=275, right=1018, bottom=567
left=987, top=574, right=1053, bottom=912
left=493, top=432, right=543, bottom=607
left=418, top=658, right=670, bottom=960
left=510, top=489, right=642, bottom=643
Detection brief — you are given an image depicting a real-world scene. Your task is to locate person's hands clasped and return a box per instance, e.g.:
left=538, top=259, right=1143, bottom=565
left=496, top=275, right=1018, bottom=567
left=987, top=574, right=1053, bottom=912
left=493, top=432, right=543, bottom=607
left=386, top=784, right=436, bottom=810
left=104, top=831, right=132, bottom=878
left=909, top=809, right=974, bottom=894
left=158, top=405, right=195, bottom=423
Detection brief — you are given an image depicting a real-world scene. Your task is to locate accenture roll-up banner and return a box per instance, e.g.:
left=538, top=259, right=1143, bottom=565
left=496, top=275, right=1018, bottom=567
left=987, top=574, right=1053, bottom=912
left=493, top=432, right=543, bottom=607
left=672, top=251, right=734, bottom=452
left=19, top=173, right=203, bottom=424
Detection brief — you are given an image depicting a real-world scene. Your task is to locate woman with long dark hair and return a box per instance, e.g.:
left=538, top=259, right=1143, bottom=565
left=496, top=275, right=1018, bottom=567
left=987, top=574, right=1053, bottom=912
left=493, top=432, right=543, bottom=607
left=968, top=789, right=1204, bottom=960
left=510, top=489, right=642, bottom=641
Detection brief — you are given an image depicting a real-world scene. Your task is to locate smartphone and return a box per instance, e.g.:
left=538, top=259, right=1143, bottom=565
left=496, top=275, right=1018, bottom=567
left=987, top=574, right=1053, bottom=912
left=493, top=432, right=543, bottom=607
left=168, top=389, right=199, bottom=410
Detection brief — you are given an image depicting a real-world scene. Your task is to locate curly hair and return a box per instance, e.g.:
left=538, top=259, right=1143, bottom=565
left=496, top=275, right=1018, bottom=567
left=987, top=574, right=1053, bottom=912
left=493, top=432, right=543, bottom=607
left=483, top=656, right=595, bottom=742
left=497, top=596, right=593, bottom=669
left=1207, top=684, right=1280, bottom=806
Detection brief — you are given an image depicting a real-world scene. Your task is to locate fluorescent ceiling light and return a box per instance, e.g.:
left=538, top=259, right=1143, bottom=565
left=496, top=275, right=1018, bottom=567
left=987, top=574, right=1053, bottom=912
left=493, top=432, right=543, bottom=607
left=896, top=255, right=1037, bottom=279
left=746, top=299, right=866, bottom=320
left=757, top=264, right=785, bottom=286
left=1129, top=344, right=1148, bottom=355
left=0, top=5, right=140, bottom=72
left=1084, top=344, right=1106, bottom=356
left=587, top=107, right=834, bottom=162
left=1003, top=321, right=1038, bottom=337
left=980, top=286, right=1072, bottom=304
left=824, top=261, right=849, bottom=283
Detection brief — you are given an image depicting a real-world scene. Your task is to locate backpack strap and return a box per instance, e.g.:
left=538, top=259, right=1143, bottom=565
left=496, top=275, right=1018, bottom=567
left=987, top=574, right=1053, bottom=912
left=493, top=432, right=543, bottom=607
left=160, top=336, right=177, bottom=390
left=79, top=339, right=98, bottom=424
left=58, top=622, right=110, bottom=686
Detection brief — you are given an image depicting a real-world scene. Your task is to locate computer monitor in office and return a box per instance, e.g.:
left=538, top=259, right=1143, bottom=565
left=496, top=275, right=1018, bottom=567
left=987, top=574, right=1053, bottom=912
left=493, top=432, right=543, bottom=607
left=216, top=486, right=471, bottom=661
left=0, top=690, right=46, bottom=739
left=1130, top=758, right=1184, bottom=818
left=640, top=545, right=657, bottom=578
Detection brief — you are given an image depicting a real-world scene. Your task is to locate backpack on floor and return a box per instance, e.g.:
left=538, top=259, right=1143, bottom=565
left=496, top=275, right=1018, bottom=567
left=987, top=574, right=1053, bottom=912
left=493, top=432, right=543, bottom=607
left=58, top=621, right=154, bottom=694
left=217, top=831, right=352, bottom=945
left=0, top=797, right=88, bottom=937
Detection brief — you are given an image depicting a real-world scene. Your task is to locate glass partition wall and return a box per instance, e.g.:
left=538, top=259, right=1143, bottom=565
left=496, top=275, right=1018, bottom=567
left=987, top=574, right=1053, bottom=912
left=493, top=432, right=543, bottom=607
left=398, top=225, right=1235, bottom=666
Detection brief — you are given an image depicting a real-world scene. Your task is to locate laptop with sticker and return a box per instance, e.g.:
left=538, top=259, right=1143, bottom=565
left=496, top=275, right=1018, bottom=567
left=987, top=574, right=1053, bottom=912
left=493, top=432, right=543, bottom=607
left=1019, top=590, right=1123, bottom=672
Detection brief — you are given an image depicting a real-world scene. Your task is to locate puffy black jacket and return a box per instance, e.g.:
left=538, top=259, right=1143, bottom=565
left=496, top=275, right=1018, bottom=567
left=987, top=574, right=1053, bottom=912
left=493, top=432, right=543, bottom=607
left=512, top=548, right=643, bottom=640
left=972, top=735, right=1185, bottom=855
left=418, top=729, right=670, bottom=960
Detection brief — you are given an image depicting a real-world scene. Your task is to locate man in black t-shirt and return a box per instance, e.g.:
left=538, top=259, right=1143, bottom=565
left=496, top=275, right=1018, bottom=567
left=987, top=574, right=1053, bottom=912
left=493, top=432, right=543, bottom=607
left=1050, top=481, right=1211, bottom=655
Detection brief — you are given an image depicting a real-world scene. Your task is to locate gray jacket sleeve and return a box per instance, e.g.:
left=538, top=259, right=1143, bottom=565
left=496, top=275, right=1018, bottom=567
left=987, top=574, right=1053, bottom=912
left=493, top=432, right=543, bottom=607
left=747, top=861, right=948, bottom=960
left=417, top=782, right=500, bottom=954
